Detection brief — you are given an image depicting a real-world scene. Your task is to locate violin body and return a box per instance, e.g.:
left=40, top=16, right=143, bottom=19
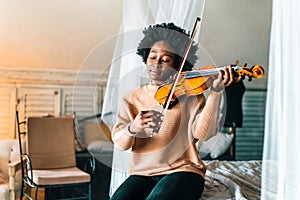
left=154, top=64, right=264, bottom=108
left=155, top=65, right=214, bottom=105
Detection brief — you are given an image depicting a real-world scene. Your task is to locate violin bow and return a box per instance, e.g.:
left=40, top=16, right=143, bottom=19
left=162, top=17, right=201, bottom=113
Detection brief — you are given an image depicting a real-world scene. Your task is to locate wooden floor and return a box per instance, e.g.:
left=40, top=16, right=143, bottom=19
left=18, top=188, right=45, bottom=200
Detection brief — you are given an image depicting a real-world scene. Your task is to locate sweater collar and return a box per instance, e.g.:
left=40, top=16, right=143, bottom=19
left=146, top=82, right=159, bottom=93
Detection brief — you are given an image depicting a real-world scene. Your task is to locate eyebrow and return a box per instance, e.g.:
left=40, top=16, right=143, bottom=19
left=149, top=50, right=175, bottom=59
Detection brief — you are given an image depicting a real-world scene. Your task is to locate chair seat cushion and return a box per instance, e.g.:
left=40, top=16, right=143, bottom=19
left=29, top=167, right=90, bottom=185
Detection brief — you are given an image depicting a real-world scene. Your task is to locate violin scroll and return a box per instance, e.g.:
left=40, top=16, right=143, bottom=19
left=234, top=64, right=264, bottom=81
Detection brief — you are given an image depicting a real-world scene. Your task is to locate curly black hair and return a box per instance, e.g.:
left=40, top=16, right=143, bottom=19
left=136, top=22, right=198, bottom=71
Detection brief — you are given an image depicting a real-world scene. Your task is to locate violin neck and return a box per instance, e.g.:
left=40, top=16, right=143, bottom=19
left=188, top=66, right=240, bottom=77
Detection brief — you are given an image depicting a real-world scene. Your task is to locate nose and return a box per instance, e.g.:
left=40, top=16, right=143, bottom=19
left=151, top=58, right=162, bottom=68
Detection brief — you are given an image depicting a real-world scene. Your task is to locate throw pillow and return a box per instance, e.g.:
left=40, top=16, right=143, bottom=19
left=87, top=140, right=114, bottom=153
left=197, top=132, right=233, bottom=159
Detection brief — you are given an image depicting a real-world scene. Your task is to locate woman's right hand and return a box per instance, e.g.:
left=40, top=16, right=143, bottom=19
left=129, top=110, right=164, bottom=136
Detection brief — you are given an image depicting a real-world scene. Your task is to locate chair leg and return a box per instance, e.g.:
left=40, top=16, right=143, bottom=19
left=88, top=183, right=92, bottom=200
left=34, top=187, right=38, bottom=200
left=20, top=180, right=24, bottom=200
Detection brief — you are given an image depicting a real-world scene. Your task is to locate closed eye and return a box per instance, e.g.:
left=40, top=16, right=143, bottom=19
left=148, top=52, right=174, bottom=63
left=149, top=53, right=157, bottom=59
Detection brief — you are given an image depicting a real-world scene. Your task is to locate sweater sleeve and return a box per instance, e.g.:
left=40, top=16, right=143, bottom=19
left=111, top=94, right=136, bottom=151
left=192, top=89, right=223, bottom=141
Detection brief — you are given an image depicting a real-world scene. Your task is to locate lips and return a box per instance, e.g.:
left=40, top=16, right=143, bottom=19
left=149, top=69, right=161, bottom=76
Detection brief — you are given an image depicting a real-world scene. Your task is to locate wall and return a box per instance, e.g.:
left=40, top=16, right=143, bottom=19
left=0, top=0, right=122, bottom=70
left=200, top=0, right=272, bottom=160
left=0, top=0, right=271, bottom=74
left=200, top=0, right=271, bottom=79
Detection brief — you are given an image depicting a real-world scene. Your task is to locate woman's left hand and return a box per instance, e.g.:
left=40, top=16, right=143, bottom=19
left=211, top=66, right=241, bottom=91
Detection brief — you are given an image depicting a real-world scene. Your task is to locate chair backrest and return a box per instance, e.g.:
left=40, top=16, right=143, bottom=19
left=26, top=116, right=76, bottom=169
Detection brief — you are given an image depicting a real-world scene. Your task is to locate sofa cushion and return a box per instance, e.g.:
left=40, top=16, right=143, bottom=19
left=0, top=140, right=25, bottom=178
left=0, top=171, right=6, bottom=184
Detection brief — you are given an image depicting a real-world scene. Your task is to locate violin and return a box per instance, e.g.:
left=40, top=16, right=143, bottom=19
left=154, top=63, right=264, bottom=107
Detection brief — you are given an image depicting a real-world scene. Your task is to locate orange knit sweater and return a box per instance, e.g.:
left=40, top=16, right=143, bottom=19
left=112, top=83, right=222, bottom=179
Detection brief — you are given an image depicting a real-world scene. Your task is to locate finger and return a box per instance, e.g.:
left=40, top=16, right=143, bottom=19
left=145, top=110, right=164, bottom=129
left=223, top=66, right=234, bottom=86
left=144, top=110, right=164, bottom=123
left=140, top=110, right=153, bottom=117
left=140, top=116, right=152, bottom=122
left=235, top=76, right=242, bottom=83
left=132, top=112, right=152, bottom=130
left=217, top=70, right=224, bottom=84
left=222, top=66, right=230, bottom=81
left=228, top=66, right=235, bottom=83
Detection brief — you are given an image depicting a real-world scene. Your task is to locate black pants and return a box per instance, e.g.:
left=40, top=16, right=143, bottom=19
left=110, top=171, right=205, bottom=200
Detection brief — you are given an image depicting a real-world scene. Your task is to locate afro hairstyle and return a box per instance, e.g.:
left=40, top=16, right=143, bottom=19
left=136, top=22, right=198, bottom=71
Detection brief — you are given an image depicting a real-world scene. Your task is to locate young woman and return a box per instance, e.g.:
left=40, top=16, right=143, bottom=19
left=110, top=22, right=239, bottom=200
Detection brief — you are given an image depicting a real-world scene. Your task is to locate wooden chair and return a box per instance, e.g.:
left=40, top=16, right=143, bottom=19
left=16, top=111, right=94, bottom=200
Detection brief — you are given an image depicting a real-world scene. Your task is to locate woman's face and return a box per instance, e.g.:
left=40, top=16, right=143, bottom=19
left=146, top=41, right=177, bottom=85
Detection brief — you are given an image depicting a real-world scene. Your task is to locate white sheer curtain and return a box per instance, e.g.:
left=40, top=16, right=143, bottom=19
left=101, top=0, right=206, bottom=128
left=101, top=0, right=206, bottom=196
left=261, top=0, right=300, bottom=199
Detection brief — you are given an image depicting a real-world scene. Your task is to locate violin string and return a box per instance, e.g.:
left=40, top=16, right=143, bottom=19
left=189, top=66, right=241, bottom=77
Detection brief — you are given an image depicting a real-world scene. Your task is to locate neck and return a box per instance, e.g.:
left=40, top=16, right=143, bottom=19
left=150, top=80, right=164, bottom=86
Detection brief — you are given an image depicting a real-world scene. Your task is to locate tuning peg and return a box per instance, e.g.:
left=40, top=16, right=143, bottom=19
left=243, top=63, right=247, bottom=67
left=248, top=76, right=252, bottom=81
